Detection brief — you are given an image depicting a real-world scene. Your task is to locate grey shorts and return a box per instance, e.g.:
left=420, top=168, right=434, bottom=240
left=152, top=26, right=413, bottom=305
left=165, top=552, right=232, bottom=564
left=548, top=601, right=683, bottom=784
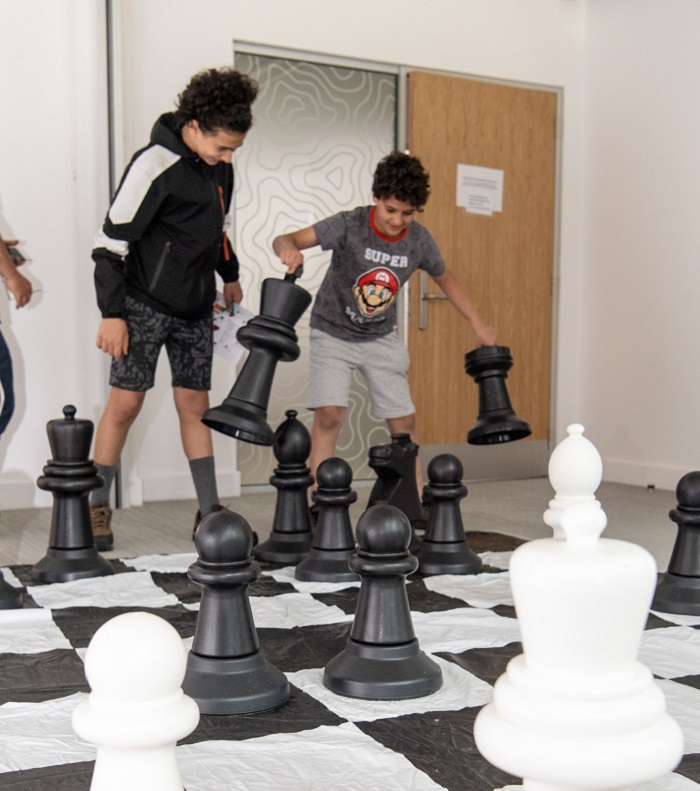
left=308, top=328, right=415, bottom=419
left=110, top=296, right=213, bottom=392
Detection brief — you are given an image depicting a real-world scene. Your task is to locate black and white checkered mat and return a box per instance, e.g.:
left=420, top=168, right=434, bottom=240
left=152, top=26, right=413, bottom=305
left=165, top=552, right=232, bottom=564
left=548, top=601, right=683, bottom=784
left=1, top=532, right=699, bottom=790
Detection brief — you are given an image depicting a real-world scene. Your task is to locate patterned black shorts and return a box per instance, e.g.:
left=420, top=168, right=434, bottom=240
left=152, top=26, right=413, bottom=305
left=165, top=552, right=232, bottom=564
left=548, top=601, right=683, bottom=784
left=110, top=296, right=213, bottom=392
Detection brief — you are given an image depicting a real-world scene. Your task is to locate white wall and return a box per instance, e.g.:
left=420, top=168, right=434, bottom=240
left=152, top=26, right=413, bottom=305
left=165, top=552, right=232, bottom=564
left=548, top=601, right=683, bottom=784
left=0, top=0, right=110, bottom=507
left=0, top=0, right=693, bottom=510
left=582, top=0, right=700, bottom=489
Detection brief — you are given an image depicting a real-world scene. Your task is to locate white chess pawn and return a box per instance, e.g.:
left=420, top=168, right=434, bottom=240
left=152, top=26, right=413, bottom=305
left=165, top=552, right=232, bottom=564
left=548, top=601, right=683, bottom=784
left=72, top=612, right=200, bottom=790
left=474, top=500, right=684, bottom=790
left=544, top=423, right=603, bottom=538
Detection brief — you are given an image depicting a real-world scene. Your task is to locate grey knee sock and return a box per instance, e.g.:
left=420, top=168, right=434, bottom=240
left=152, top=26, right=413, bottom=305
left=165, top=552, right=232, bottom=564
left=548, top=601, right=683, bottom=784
left=91, top=463, right=118, bottom=506
left=189, top=456, right=219, bottom=516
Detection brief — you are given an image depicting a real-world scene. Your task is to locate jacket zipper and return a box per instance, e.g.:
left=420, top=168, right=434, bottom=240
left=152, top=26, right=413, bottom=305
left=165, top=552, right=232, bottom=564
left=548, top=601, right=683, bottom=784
left=149, top=241, right=171, bottom=291
left=218, top=185, right=230, bottom=261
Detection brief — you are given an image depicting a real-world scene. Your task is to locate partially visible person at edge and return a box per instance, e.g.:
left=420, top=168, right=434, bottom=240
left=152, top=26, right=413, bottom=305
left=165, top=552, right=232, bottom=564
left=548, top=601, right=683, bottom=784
left=90, top=67, right=257, bottom=552
left=272, top=152, right=497, bottom=524
left=0, top=237, right=33, bottom=439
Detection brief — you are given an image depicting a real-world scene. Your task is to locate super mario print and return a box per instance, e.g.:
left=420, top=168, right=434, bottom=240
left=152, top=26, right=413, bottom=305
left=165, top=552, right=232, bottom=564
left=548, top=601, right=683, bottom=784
left=352, top=267, right=400, bottom=319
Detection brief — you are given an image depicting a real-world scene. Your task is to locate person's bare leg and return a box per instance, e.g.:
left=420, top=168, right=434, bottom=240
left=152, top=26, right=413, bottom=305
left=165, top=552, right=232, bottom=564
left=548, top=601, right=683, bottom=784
left=309, top=405, right=346, bottom=487
left=386, top=413, right=423, bottom=494
left=173, top=387, right=213, bottom=460
left=93, top=387, right=146, bottom=466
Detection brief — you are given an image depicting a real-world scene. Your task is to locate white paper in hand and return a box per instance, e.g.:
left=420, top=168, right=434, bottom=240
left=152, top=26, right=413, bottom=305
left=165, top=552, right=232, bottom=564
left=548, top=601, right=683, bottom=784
left=212, top=291, right=255, bottom=365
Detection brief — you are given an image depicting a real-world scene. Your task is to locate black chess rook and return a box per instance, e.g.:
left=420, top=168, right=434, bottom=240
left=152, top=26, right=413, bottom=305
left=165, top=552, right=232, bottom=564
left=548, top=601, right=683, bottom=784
left=415, top=454, right=483, bottom=575
left=183, top=508, right=290, bottom=714
left=652, top=470, right=700, bottom=615
left=323, top=503, right=443, bottom=700
left=254, top=410, right=314, bottom=564
left=295, top=457, right=359, bottom=582
left=464, top=345, right=531, bottom=445
left=31, top=405, right=114, bottom=583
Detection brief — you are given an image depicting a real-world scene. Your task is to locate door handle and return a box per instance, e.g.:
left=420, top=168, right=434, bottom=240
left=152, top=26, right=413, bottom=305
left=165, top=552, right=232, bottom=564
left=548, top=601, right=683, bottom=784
left=418, top=271, right=448, bottom=330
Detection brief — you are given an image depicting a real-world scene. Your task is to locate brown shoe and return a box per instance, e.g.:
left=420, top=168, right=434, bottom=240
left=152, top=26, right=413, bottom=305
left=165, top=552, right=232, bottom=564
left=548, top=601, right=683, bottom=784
left=90, top=504, right=113, bottom=552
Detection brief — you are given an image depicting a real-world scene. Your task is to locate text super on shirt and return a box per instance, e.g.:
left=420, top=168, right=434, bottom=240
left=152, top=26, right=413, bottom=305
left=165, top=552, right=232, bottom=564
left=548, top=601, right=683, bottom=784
left=310, top=206, right=446, bottom=342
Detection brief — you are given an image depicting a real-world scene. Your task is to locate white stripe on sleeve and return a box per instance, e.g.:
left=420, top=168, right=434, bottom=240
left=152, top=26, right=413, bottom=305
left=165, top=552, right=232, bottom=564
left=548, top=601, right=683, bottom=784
left=93, top=229, right=129, bottom=258
left=108, top=145, right=180, bottom=225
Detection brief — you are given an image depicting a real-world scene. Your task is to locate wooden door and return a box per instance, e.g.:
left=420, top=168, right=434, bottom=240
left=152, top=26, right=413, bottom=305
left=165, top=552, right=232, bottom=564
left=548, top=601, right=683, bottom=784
left=407, top=71, right=557, bottom=470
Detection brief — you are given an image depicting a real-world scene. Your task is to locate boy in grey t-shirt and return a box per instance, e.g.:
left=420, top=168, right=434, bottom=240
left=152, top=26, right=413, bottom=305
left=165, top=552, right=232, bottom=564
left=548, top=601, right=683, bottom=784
left=272, top=152, right=496, bottom=495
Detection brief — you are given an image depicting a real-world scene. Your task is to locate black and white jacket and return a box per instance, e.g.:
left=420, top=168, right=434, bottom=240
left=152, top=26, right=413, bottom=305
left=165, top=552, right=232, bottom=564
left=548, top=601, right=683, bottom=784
left=92, top=112, right=240, bottom=321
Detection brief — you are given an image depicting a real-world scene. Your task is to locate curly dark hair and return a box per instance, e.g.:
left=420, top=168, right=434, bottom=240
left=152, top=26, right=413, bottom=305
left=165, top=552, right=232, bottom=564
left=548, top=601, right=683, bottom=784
left=174, top=68, right=258, bottom=134
left=372, top=152, right=431, bottom=210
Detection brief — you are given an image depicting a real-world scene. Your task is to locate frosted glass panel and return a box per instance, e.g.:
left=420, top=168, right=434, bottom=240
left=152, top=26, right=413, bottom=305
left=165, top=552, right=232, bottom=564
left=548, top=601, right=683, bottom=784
left=231, top=52, right=397, bottom=486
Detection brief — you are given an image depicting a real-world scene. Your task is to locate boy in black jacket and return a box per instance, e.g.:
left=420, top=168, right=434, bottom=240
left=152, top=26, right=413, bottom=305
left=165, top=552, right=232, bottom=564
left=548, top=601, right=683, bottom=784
left=90, top=67, right=257, bottom=550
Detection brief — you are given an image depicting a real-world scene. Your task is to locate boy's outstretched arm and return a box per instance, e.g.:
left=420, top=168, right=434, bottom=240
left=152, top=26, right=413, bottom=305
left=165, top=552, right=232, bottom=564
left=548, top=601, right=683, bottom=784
left=272, top=227, right=319, bottom=274
left=431, top=268, right=497, bottom=348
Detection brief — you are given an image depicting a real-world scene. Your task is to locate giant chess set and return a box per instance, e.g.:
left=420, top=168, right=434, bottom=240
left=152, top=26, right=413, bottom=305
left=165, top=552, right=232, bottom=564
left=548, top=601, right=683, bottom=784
left=1, top=410, right=699, bottom=790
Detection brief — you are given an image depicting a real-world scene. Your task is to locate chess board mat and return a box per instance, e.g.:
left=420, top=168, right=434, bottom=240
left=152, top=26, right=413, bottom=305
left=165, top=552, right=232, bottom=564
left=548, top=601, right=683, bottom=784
left=1, top=531, right=699, bottom=791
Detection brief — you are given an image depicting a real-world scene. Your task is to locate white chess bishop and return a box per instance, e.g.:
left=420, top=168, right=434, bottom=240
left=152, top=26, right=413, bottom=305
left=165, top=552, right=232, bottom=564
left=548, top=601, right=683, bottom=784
left=544, top=423, right=603, bottom=538
left=72, top=612, right=200, bottom=790
left=474, top=428, right=684, bottom=790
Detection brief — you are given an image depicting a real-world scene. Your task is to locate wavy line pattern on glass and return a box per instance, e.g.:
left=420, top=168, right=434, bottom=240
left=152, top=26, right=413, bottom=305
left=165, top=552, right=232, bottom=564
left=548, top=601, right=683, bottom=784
left=230, top=53, right=397, bottom=486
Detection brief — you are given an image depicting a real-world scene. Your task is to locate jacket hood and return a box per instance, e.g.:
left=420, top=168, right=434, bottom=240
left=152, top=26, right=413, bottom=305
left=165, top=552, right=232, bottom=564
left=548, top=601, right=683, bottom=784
left=150, top=112, right=194, bottom=159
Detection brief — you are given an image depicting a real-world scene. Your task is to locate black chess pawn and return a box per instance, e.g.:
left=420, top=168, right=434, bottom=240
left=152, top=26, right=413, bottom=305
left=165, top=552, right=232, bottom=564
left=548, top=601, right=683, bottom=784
left=652, top=471, right=700, bottom=615
left=367, top=433, right=422, bottom=550
left=254, top=410, right=314, bottom=564
left=323, top=504, right=443, bottom=700
left=295, top=457, right=359, bottom=583
left=415, top=454, right=483, bottom=576
left=183, top=508, right=290, bottom=714
left=0, top=571, right=22, bottom=609
left=464, top=345, right=531, bottom=445
left=31, top=405, right=114, bottom=583
left=202, top=273, right=311, bottom=445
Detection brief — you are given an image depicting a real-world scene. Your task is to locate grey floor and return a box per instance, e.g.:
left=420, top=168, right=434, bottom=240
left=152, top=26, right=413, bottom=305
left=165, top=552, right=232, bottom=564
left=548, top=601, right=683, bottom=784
left=0, top=478, right=680, bottom=572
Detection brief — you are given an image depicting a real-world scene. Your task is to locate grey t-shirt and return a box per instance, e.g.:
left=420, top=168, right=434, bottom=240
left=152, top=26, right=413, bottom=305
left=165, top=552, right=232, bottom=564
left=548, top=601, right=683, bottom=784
left=310, top=206, right=445, bottom=341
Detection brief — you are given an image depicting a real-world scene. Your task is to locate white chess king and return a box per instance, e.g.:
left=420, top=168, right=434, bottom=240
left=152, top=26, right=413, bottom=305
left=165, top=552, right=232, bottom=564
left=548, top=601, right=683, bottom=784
left=474, top=429, right=683, bottom=790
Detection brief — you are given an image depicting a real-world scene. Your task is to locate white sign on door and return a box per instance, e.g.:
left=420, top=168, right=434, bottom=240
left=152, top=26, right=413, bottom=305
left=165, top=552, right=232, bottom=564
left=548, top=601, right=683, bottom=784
left=456, top=164, right=504, bottom=216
